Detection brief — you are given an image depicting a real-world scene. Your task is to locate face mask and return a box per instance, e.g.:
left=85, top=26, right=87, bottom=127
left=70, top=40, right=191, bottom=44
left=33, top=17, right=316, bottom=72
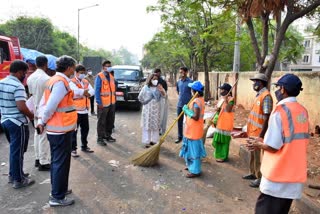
left=151, top=80, right=158, bottom=86
left=275, top=89, right=283, bottom=102
left=253, top=82, right=261, bottom=91
left=78, top=74, right=85, bottom=80
left=19, top=74, right=26, bottom=82
left=220, top=90, right=228, bottom=96
left=88, top=71, right=92, bottom=75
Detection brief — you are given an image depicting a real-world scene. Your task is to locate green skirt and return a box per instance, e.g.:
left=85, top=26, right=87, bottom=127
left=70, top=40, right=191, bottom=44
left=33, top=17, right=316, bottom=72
left=212, top=132, right=231, bottom=160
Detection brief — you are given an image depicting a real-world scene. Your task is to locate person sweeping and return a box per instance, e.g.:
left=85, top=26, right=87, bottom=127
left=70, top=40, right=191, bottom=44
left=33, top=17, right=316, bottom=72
left=212, top=83, right=234, bottom=162
left=179, top=81, right=207, bottom=178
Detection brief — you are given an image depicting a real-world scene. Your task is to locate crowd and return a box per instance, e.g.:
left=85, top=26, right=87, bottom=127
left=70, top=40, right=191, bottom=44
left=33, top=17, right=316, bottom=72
left=0, top=56, right=309, bottom=214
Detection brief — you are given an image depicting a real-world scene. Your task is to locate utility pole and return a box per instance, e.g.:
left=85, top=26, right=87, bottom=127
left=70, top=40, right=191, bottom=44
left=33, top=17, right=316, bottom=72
left=233, top=16, right=241, bottom=104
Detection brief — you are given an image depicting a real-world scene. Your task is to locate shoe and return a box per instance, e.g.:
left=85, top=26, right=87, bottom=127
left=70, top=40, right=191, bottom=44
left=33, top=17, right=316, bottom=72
left=35, top=159, right=40, bottom=167
left=145, top=145, right=150, bottom=148
left=49, top=197, right=75, bottom=207
left=104, top=136, right=116, bottom=142
left=97, top=139, right=107, bottom=146
left=8, top=173, right=30, bottom=184
left=81, top=147, right=94, bottom=153
left=242, top=174, right=257, bottom=180
left=149, top=142, right=156, bottom=146
left=38, top=164, right=51, bottom=171
left=71, top=150, right=79, bottom=157
left=249, top=178, right=261, bottom=188
left=12, top=178, right=35, bottom=189
left=186, top=173, right=201, bottom=178
left=175, top=138, right=182, bottom=144
left=49, top=189, right=72, bottom=198
left=91, top=112, right=97, bottom=116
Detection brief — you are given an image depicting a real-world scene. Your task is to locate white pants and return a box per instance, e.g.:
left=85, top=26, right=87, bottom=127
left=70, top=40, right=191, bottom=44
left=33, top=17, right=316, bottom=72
left=142, top=129, right=159, bottom=145
left=34, top=119, right=50, bottom=165
left=159, top=96, right=168, bottom=135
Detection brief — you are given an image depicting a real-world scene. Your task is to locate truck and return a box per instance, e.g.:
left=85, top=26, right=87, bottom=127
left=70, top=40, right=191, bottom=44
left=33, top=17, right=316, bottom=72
left=0, top=35, right=23, bottom=80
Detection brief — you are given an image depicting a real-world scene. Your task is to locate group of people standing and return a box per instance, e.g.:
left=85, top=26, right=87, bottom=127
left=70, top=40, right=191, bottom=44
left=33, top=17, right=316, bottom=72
left=0, top=56, right=118, bottom=207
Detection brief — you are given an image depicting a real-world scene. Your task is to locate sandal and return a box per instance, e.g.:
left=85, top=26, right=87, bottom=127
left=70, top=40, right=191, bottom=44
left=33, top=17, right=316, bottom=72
left=149, top=142, right=156, bottom=146
left=216, top=159, right=225, bottom=163
left=186, top=173, right=201, bottom=178
left=145, top=145, right=150, bottom=148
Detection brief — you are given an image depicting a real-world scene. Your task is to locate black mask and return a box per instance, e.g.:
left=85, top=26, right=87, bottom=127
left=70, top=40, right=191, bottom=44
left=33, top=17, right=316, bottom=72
left=19, top=73, right=26, bottom=82
left=253, top=82, right=261, bottom=91
left=275, top=89, right=284, bottom=102
left=220, top=90, right=228, bottom=96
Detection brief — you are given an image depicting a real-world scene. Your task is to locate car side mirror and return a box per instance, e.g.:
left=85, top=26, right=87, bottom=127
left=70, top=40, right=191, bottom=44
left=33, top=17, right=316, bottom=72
left=140, top=77, right=147, bottom=82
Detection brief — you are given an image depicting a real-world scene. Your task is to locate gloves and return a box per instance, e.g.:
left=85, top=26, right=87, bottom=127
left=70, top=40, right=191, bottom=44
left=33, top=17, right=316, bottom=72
left=182, top=104, right=194, bottom=118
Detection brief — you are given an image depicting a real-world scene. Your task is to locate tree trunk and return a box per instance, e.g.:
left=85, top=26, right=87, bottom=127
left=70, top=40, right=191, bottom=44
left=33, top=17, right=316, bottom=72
left=203, top=48, right=210, bottom=101
left=246, top=17, right=262, bottom=69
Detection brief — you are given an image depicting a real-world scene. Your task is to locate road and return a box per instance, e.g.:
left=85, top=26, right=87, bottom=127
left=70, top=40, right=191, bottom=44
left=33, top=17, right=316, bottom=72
left=0, top=89, right=263, bottom=214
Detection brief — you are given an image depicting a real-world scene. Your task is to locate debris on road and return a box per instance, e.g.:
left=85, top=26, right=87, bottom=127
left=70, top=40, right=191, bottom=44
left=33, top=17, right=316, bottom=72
left=1, top=162, right=6, bottom=166
left=109, top=160, right=120, bottom=167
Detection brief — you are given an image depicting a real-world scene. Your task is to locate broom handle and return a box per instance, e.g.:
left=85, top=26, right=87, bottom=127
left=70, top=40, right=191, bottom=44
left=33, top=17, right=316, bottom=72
left=160, top=92, right=199, bottom=142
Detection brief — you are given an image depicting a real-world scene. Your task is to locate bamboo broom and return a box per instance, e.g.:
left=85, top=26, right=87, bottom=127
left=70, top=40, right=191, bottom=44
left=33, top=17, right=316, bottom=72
left=131, top=92, right=199, bottom=167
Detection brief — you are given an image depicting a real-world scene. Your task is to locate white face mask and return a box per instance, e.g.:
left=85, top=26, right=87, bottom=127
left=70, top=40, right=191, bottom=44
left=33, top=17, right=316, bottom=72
left=151, top=79, right=158, bottom=86
left=88, top=71, right=92, bottom=75
left=78, top=74, right=85, bottom=80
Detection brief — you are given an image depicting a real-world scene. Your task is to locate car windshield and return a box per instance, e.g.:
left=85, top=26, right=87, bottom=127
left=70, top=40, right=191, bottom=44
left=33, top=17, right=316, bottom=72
left=113, top=69, right=140, bottom=81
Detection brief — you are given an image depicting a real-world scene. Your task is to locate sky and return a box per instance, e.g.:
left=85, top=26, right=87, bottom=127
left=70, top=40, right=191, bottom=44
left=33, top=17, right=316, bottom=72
left=0, top=0, right=162, bottom=59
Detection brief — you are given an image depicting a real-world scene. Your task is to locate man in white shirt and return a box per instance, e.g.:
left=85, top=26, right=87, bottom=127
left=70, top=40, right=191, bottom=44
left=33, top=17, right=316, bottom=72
left=69, top=64, right=94, bottom=157
left=247, top=74, right=309, bottom=214
left=27, top=56, right=51, bottom=171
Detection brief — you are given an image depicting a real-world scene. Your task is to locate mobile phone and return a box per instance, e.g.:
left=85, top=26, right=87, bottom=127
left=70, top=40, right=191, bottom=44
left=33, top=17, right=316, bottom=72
left=36, top=127, right=41, bottom=134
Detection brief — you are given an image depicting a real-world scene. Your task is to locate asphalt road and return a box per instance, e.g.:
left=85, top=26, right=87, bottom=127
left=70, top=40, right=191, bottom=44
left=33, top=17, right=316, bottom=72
left=0, top=97, right=263, bottom=214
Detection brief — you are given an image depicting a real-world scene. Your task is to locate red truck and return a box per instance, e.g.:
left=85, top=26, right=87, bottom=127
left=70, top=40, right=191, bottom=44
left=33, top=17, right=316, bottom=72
left=0, top=35, right=23, bottom=80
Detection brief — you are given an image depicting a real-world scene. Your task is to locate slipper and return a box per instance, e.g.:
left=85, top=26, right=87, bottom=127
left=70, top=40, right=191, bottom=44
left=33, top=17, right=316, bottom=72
left=215, top=159, right=225, bottom=163
left=149, top=142, right=156, bottom=146
left=145, top=145, right=150, bottom=148
left=186, top=173, right=201, bottom=178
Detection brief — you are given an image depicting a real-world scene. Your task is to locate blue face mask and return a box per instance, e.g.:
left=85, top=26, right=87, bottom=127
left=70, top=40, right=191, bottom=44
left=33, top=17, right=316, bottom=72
left=275, top=89, right=283, bottom=102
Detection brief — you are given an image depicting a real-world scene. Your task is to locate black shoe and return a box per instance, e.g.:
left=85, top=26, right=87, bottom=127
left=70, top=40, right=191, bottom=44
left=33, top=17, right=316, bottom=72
left=8, top=173, right=30, bottom=184
left=104, top=136, right=116, bottom=142
left=38, top=164, right=51, bottom=171
left=175, top=138, right=182, bottom=144
left=12, top=178, right=35, bottom=189
left=35, top=159, right=40, bottom=167
left=249, top=178, right=261, bottom=188
left=97, top=139, right=107, bottom=146
left=242, top=174, right=257, bottom=180
left=49, top=197, right=75, bottom=207
left=71, top=150, right=79, bottom=157
left=81, top=147, right=94, bottom=153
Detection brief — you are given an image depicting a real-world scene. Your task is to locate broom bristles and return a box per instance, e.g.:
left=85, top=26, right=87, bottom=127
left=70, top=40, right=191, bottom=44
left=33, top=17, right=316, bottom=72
left=131, top=140, right=164, bottom=167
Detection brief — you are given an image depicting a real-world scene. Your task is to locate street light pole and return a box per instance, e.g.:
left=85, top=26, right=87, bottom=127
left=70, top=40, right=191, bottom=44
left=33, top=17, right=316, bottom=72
left=77, top=4, right=99, bottom=62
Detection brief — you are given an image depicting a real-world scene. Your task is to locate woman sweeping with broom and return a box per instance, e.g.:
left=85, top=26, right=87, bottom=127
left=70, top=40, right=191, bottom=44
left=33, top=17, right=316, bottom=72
left=179, top=81, right=207, bottom=178
left=212, top=83, right=234, bottom=162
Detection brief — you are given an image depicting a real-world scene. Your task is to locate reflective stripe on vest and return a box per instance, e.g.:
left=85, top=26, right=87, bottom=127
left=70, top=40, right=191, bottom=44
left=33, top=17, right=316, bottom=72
left=44, top=75, right=77, bottom=133
left=98, top=72, right=116, bottom=107
left=247, top=89, right=272, bottom=137
left=71, top=78, right=90, bottom=111
left=184, top=97, right=205, bottom=140
left=214, top=128, right=231, bottom=136
left=261, top=102, right=309, bottom=183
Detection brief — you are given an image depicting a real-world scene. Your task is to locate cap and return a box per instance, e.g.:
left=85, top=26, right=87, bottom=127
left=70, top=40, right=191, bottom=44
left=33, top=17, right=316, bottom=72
left=273, top=74, right=303, bottom=96
left=188, top=81, right=204, bottom=92
left=250, top=73, right=268, bottom=82
left=218, top=83, right=232, bottom=92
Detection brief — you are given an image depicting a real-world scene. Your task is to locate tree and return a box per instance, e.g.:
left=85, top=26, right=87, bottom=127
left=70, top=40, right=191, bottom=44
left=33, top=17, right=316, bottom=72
left=216, top=0, right=320, bottom=79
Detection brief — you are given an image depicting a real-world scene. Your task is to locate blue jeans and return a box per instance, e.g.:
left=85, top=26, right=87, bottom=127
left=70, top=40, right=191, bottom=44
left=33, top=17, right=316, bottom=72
left=177, top=107, right=183, bottom=139
left=48, top=131, right=73, bottom=200
left=2, top=120, right=29, bottom=182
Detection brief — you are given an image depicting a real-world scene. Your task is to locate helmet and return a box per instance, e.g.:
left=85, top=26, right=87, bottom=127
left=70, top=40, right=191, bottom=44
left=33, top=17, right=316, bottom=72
left=274, top=74, right=303, bottom=96
left=188, top=81, right=204, bottom=92
left=250, top=73, right=268, bottom=82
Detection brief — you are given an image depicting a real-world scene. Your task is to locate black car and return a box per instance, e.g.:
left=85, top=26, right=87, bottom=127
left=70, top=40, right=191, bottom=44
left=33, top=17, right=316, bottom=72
left=112, top=65, right=146, bottom=110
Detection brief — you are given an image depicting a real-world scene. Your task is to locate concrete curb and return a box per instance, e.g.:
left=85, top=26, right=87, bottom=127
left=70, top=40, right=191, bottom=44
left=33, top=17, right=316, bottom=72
left=230, top=138, right=320, bottom=214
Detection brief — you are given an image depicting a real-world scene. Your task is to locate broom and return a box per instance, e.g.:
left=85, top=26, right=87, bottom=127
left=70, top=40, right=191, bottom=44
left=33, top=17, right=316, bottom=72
left=131, top=92, right=199, bottom=167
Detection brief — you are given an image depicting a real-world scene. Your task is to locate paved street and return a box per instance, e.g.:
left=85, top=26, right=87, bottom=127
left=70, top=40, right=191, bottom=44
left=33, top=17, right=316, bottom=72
left=0, top=89, right=264, bottom=214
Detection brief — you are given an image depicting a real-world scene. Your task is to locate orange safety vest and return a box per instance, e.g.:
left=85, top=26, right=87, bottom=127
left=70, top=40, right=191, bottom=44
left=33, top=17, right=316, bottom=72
left=216, top=98, right=234, bottom=135
left=98, top=72, right=116, bottom=107
left=71, top=77, right=90, bottom=111
left=184, top=97, right=205, bottom=140
left=261, top=102, right=309, bottom=183
left=247, top=89, right=272, bottom=137
left=44, top=75, right=77, bottom=133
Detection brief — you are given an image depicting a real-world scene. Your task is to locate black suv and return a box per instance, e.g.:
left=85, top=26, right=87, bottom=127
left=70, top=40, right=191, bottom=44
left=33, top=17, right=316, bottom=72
left=112, top=65, right=146, bottom=110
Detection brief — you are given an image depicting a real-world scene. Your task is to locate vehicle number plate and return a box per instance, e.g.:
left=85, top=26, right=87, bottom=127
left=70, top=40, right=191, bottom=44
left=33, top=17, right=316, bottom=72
left=116, top=96, right=125, bottom=101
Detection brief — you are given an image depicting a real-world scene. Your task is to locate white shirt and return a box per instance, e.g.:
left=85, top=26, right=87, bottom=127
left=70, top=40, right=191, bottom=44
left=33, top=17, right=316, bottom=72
left=260, top=97, right=304, bottom=199
left=39, top=72, right=72, bottom=135
left=69, top=77, right=94, bottom=114
left=27, top=68, right=50, bottom=117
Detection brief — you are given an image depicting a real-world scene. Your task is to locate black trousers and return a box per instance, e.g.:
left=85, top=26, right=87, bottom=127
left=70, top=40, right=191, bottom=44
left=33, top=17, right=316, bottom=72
left=72, top=113, right=89, bottom=150
left=48, top=131, right=73, bottom=200
left=90, top=96, right=95, bottom=113
left=177, top=107, right=183, bottom=139
left=97, top=104, right=115, bottom=139
left=255, top=193, right=293, bottom=214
